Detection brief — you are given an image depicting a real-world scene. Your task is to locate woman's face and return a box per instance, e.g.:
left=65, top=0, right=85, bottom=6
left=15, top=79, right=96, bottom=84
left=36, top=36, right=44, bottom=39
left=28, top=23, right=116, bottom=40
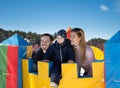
left=70, top=32, right=81, bottom=47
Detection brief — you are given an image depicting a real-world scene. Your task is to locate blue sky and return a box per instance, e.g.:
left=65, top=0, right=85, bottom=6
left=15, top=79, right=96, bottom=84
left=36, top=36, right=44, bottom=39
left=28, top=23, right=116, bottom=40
left=0, top=0, right=120, bottom=41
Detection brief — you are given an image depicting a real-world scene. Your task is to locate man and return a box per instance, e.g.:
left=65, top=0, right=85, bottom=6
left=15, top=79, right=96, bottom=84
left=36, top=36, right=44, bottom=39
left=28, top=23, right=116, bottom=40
left=32, top=33, right=53, bottom=71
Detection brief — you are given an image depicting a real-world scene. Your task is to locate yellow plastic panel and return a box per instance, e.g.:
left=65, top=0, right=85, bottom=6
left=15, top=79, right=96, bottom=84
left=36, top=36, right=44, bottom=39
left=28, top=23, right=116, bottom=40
left=22, top=59, right=105, bottom=88
left=26, top=46, right=33, bottom=58
left=90, top=46, right=104, bottom=60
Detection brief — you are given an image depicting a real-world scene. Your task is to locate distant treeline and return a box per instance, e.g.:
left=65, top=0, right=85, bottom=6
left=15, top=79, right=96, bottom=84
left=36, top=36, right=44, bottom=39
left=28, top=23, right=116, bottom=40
left=0, top=28, right=45, bottom=44
left=87, top=38, right=107, bottom=50
left=0, top=28, right=107, bottom=50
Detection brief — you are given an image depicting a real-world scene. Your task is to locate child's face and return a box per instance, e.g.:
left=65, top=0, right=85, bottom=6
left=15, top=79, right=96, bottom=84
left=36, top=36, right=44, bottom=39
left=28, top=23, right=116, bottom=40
left=56, top=35, right=64, bottom=44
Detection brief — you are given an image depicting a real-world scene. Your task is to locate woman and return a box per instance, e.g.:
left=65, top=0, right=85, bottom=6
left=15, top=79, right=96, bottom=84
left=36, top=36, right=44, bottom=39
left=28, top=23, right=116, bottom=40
left=70, top=28, right=95, bottom=77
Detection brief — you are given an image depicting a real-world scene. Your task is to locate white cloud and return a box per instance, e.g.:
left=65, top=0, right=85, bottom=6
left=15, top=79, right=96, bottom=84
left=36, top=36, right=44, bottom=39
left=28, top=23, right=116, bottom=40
left=100, top=5, right=109, bottom=12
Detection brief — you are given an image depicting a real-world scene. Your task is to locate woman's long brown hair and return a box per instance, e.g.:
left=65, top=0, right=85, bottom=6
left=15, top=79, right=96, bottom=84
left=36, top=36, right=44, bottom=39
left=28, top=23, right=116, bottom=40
left=71, top=28, right=86, bottom=65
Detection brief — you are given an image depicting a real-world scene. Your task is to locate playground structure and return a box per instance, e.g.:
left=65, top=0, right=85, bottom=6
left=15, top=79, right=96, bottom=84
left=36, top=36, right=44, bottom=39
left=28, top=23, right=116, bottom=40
left=0, top=30, right=120, bottom=88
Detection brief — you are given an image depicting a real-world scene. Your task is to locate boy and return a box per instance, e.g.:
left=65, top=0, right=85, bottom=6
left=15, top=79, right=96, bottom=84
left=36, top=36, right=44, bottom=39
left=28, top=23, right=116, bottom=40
left=42, top=29, right=75, bottom=88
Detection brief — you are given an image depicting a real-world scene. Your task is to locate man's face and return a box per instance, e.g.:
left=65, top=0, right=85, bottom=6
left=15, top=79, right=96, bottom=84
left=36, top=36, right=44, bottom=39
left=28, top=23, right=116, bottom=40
left=41, top=36, right=51, bottom=52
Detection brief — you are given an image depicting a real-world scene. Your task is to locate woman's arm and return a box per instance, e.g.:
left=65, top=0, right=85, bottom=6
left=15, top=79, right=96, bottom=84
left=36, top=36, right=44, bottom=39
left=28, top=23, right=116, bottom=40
left=85, top=45, right=95, bottom=76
